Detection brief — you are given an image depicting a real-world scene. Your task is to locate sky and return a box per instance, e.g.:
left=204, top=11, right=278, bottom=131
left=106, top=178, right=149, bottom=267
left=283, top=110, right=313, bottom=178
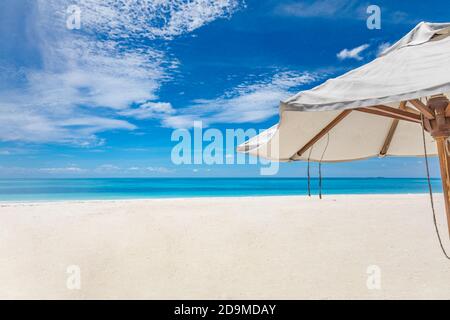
left=0, top=0, right=447, bottom=178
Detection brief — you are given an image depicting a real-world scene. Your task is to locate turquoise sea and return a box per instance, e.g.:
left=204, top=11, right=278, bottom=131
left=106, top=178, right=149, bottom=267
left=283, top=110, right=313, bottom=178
left=0, top=178, right=443, bottom=201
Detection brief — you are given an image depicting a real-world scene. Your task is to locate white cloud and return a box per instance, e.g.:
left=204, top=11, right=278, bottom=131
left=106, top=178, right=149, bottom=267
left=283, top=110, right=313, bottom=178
left=72, top=0, right=243, bottom=40
left=146, top=166, right=174, bottom=173
left=377, top=42, right=391, bottom=56
left=95, top=164, right=121, bottom=172
left=276, top=1, right=416, bottom=25
left=337, top=44, right=370, bottom=61
left=39, top=167, right=86, bottom=174
left=0, top=0, right=243, bottom=145
left=0, top=164, right=175, bottom=177
left=276, top=0, right=365, bottom=19
left=162, top=71, right=319, bottom=128
left=162, top=115, right=202, bottom=129
left=119, top=102, right=175, bottom=120
left=123, top=166, right=174, bottom=174
left=0, top=102, right=134, bottom=145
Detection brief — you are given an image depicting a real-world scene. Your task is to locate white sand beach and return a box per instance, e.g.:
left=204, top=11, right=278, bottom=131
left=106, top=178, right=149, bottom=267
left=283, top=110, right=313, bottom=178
left=1, top=194, right=450, bottom=300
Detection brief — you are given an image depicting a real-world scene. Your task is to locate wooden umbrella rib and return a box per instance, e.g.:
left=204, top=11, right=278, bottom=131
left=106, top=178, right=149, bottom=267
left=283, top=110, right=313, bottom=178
left=296, top=104, right=420, bottom=158
left=371, top=105, right=422, bottom=122
left=409, top=99, right=435, bottom=119
left=356, top=105, right=421, bottom=123
left=355, top=108, right=410, bottom=122
left=295, top=110, right=352, bottom=157
left=379, top=102, right=407, bottom=157
left=379, top=120, right=399, bottom=156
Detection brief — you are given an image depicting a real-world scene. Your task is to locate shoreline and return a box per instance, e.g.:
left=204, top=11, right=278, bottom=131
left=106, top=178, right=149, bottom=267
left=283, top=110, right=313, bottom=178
left=0, top=192, right=442, bottom=205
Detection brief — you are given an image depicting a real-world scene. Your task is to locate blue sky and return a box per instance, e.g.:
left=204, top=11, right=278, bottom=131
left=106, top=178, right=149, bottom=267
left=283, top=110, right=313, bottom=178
left=0, top=0, right=446, bottom=178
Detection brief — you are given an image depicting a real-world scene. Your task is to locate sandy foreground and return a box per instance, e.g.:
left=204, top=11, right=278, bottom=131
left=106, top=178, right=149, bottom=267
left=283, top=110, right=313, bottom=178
left=0, top=194, right=450, bottom=299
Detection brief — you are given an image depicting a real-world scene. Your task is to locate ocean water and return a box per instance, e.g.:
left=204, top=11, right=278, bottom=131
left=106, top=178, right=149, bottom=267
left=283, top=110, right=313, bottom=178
left=0, top=178, right=443, bottom=201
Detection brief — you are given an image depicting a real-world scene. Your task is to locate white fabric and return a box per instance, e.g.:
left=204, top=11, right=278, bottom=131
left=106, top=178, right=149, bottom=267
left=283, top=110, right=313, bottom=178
left=238, top=22, right=450, bottom=162
left=381, top=22, right=450, bottom=56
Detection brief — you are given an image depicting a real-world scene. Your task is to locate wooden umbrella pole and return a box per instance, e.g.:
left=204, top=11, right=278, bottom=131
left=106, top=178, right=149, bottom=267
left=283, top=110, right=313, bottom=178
left=428, top=95, right=450, bottom=239
left=435, top=137, right=450, bottom=238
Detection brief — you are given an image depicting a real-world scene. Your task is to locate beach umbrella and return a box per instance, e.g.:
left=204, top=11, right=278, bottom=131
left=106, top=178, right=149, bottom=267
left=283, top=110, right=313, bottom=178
left=237, top=22, right=450, bottom=239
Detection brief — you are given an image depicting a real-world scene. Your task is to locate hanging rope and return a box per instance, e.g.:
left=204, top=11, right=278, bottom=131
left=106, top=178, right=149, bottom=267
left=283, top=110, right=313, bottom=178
left=318, top=133, right=330, bottom=200
left=420, top=114, right=450, bottom=260
left=307, top=146, right=313, bottom=197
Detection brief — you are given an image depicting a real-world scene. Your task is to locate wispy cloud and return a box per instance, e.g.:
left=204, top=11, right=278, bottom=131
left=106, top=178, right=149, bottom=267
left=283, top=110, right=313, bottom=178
left=125, top=166, right=175, bottom=174
left=161, top=71, right=319, bottom=128
left=118, top=102, right=175, bottom=120
left=0, top=163, right=176, bottom=178
left=337, top=44, right=370, bottom=61
left=0, top=147, right=34, bottom=156
left=95, top=164, right=121, bottom=173
left=74, top=0, right=243, bottom=40
left=275, top=0, right=367, bottom=19
left=377, top=42, right=391, bottom=56
left=275, top=1, right=416, bottom=25
left=39, top=166, right=87, bottom=174
left=0, top=0, right=243, bottom=146
left=146, top=166, right=174, bottom=173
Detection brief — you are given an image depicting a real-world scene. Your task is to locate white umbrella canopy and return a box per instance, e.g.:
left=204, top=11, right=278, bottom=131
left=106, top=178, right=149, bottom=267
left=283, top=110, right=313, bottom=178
left=237, top=22, right=450, bottom=239
left=238, top=22, right=450, bottom=162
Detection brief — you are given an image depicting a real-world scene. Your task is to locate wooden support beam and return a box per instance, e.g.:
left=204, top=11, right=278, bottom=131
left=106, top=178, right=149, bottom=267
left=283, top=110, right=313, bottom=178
left=409, top=99, right=435, bottom=119
left=379, top=102, right=407, bottom=157
left=446, top=103, right=450, bottom=117
left=404, top=106, right=420, bottom=114
left=296, top=110, right=352, bottom=157
left=356, top=105, right=421, bottom=123
left=423, top=117, right=432, bottom=132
